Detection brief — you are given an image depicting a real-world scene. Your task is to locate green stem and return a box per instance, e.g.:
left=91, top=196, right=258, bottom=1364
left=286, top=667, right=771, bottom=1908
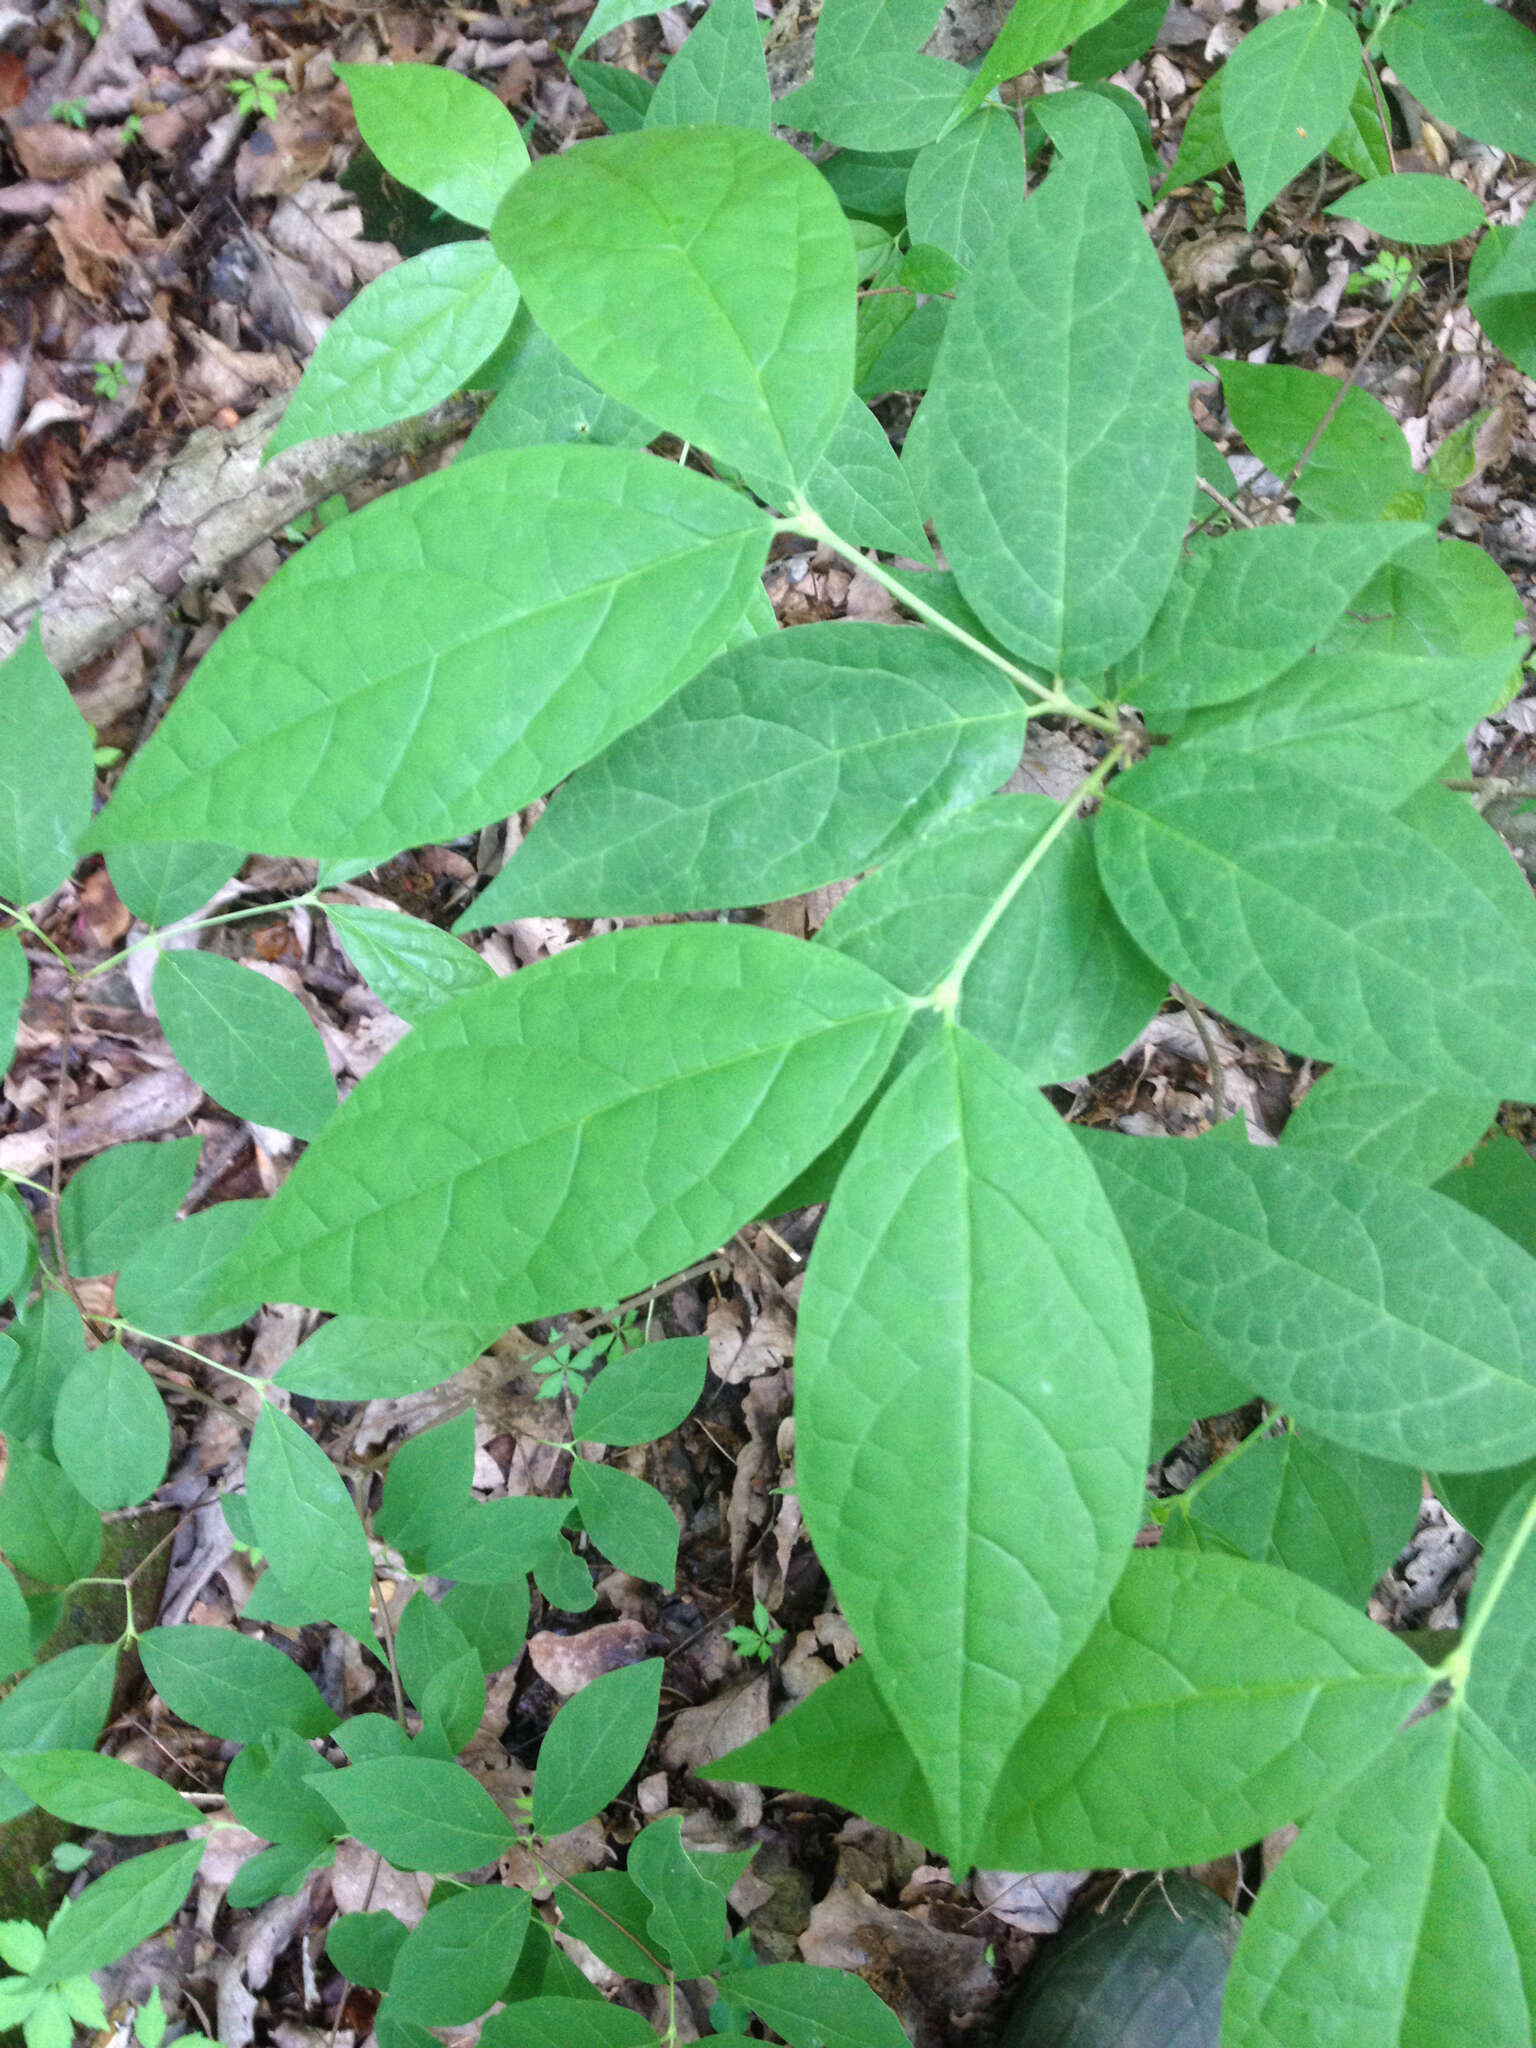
left=1148, top=1410, right=1281, bottom=1527
left=79, top=890, right=320, bottom=982
left=927, top=742, right=1126, bottom=1016
left=2, top=907, right=71, bottom=969
left=1440, top=1482, right=1536, bottom=1688
left=109, top=1319, right=267, bottom=1392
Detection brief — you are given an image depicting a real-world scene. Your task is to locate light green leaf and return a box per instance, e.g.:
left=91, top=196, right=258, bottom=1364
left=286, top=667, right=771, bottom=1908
left=1465, top=1482, right=1536, bottom=1778
left=34, top=1839, right=205, bottom=1984
left=1281, top=1071, right=1495, bottom=1184
left=274, top=1315, right=495, bottom=1399
left=573, top=0, right=668, bottom=56
left=222, top=924, right=906, bottom=1325
left=1325, top=170, right=1485, bottom=245
left=905, top=138, right=1192, bottom=672
left=0, top=929, right=25, bottom=1069
left=906, top=106, right=1025, bottom=269
left=977, top=1549, right=1425, bottom=1870
left=325, top=902, right=494, bottom=1023
left=0, top=1188, right=33, bottom=1307
left=1078, top=1125, right=1536, bottom=1470
left=792, top=394, right=933, bottom=560
left=570, top=1337, right=706, bottom=1447
left=1221, top=5, right=1362, bottom=228
left=645, top=0, right=768, bottom=128
left=492, top=128, right=853, bottom=492
left=336, top=63, right=529, bottom=228
left=1468, top=209, right=1536, bottom=379
left=627, top=1815, right=736, bottom=1978
left=565, top=56, right=654, bottom=134
left=1326, top=64, right=1393, bottom=180
left=1436, top=1133, right=1536, bottom=1260
left=718, top=1962, right=909, bottom=2048
left=105, top=842, right=241, bottom=927
left=825, top=148, right=915, bottom=221
left=89, top=449, right=772, bottom=864
left=0, top=1646, right=118, bottom=1806
left=1068, top=0, right=1166, bottom=78
left=1096, top=750, right=1536, bottom=1099
left=113, top=1199, right=262, bottom=1338
left=818, top=794, right=1165, bottom=1084
left=0, top=620, right=94, bottom=909
left=815, top=0, right=945, bottom=65
left=1219, top=359, right=1416, bottom=521
left=1161, top=1427, right=1420, bottom=1606
left=58, top=1140, right=200, bottom=1277
left=958, top=0, right=1130, bottom=118
left=531, top=1657, right=662, bottom=1836
left=314, top=1757, right=513, bottom=1873
left=0, top=1751, right=190, bottom=1835
left=796, top=1024, right=1150, bottom=1868
left=53, top=1344, right=169, bottom=1510
left=1160, top=67, right=1231, bottom=190
left=387, top=1886, right=531, bottom=2027
left=1108, top=521, right=1428, bottom=713
left=463, top=318, right=656, bottom=456
left=1222, top=1706, right=1536, bottom=2048
left=248, top=1404, right=378, bottom=1644
left=0, top=1562, right=32, bottom=1685
left=223, top=1728, right=339, bottom=1846
left=1380, top=0, right=1536, bottom=162
left=465, top=623, right=1025, bottom=918
left=778, top=53, right=970, bottom=150
left=0, top=1446, right=101, bottom=1584
left=568, top=1461, right=678, bottom=1589
left=482, top=1997, right=659, bottom=2048
left=138, top=1624, right=338, bottom=1742
left=153, top=949, right=335, bottom=1139
left=1029, top=84, right=1150, bottom=207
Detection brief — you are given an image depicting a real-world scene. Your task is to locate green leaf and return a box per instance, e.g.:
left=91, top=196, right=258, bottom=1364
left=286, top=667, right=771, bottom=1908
left=33, top=1839, right=205, bottom=1984
left=1436, top=1133, right=1536, bottom=1260
left=1096, top=750, right=1536, bottom=1099
left=463, top=317, right=656, bottom=456
left=905, top=138, right=1192, bottom=673
left=425, top=1497, right=572, bottom=1586
left=1468, top=210, right=1536, bottom=379
left=53, top=1343, right=169, bottom=1510
left=1220, top=5, right=1362, bottom=228
left=1325, top=170, right=1485, bottom=245
left=111, top=1199, right=261, bottom=1339
left=0, top=621, right=94, bottom=909
left=0, top=928, right=25, bottom=1069
left=814, top=0, right=945, bottom=65
left=568, top=1461, right=678, bottom=1588
left=90, top=450, right=772, bottom=864
left=58, top=1139, right=200, bottom=1276
left=326, top=1911, right=408, bottom=1991
left=387, top=1886, right=531, bottom=2027
left=266, top=243, right=520, bottom=459
left=0, top=1189, right=34, bottom=1309
left=1281, top=1071, right=1495, bottom=1184
left=336, top=63, right=529, bottom=228
left=1464, top=1483, right=1536, bottom=1778
left=247, top=1403, right=378, bottom=1644
left=531, top=1657, right=662, bottom=1836
left=552, top=1873, right=667, bottom=1984
left=778, top=53, right=970, bottom=151
left=958, top=0, right=1130, bottom=118
left=1068, top=0, right=1166, bottom=79
left=105, top=842, right=242, bottom=927
left=152, top=950, right=335, bottom=1139
left=0, top=1561, right=32, bottom=1684
left=790, top=395, right=933, bottom=561
left=0, top=1645, right=117, bottom=1810
left=1222, top=1706, right=1536, bottom=2048
left=223, top=1729, right=339, bottom=1846
left=1162, top=1428, right=1420, bottom=1606
left=1380, top=0, right=1536, bottom=162
left=796, top=1024, right=1150, bottom=1868
left=492, top=128, right=853, bottom=492
left=1218, top=359, right=1416, bottom=522
left=0, top=1289, right=72, bottom=1450
left=823, top=147, right=915, bottom=221
left=1028, top=84, right=1150, bottom=207
left=0, top=1446, right=101, bottom=1583
left=1107, top=522, right=1429, bottom=713
left=627, top=1815, right=737, bottom=1978
left=274, top=1315, right=495, bottom=1399
left=499, top=1917, right=607, bottom=2008
left=0, top=1750, right=190, bottom=1835
left=566, top=57, right=654, bottom=133
left=645, top=0, right=768, bottom=129
left=718, top=1962, right=908, bottom=2048
left=138, top=1624, right=338, bottom=1742
left=325, top=902, right=495, bottom=1023
left=372, top=1410, right=474, bottom=1563
left=818, top=794, right=1165, bottom=1084
left=1160, top=68, right=1231, bottom=191
left=569, top=1337, right=706, bottom=1446
left=440, top=1578, right=530, bottom=1676
left=573, top=0, right=668, bottom=56
left=977, top=1549, right=1425, bottom=1870
left=482, top=1997, right=658, bottom=2048
left=223, top=924, right=906, bottom=1325
left=1077, top=1126, right=1536, bottom=1471
left=312, top=1757, right=513, bottom=1873
left=228, top=1838, right=336, bottom=1910
left=394, top=1591, right=476, bottom=1715
left=905, top=106, right=1024, bottom=269
left=465, top=624, right=1026, bottom=918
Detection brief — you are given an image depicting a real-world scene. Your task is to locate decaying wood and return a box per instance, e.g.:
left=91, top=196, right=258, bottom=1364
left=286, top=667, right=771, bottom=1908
left=0, top=390, right=491, bottom=676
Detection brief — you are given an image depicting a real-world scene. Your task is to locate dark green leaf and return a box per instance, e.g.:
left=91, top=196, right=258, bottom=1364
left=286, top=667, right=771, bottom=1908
left=374, top=1410, right=474, bottom=1562
left=791, top=395, right=933, bottom=560
left=325, top=903, right=494, bottom=1023
left=34, top=1839, right=206, bottom=1983
left=105, top=842, right=243, bottom=928
left=0, top=1560, right=32, bottom=1684
left=327, top=1911, right=408, bottom=1991
left=627, top=1815, right=737, bottom=1978
left=531, top=1657, right=662, bottom=1836
left=1325, top=171, right=1485, bottom=244
left=0, top=1643, right=117, bottom=1819
left=1468, top=210, right=1536, bottom=379
left=426, top=1497, right=572, bottom=1586
left=1218, top=359, right=1416, bottom=522
left=54, top=1343, right=170, bottom=1509
left=224, top=1729, right=339, bottom=1846
left=905, top=106, right=1024, bottom=269
left=1380, top=0, right=1536, bottom=162
left=248, top=1403, right=377, bottom=1644
left=551, top=1872, right=667, bottom=1984
left=568, top=1461, right=678, bottom=1588
left=440, top=1578, right=530, bottom=1676
left=112, top=1199, right=262, bottom=1337
left=0, top=1749, right=191, bottom=1835
left=152, top=949, right=336, bottom=1139
left=313, top=1757, right=513, bottom=1873
left=566, top=57, right=655, bottom=133
left=482, top=2000, right=659, bottom=2048
left=138, top=1625, right=338, bottom=1742
left=1068, top=0, right=1168, bottom=79
left=1436, top=1132, right=1536, bottom=1258
left=1280, top=1070, right=1495, bottom=1184
left=0, top=1444, right=102, bottom=1583
left=387, top=1885, right=531, bottom=2026
left=463, top=318, right=656, bottom=456
left=0, top=1288, right=86, bottom=1448
left=814, top=0, right=945, bottom=66
left=1029, top=85, right=1150, bottom=207
left=1220, top=5, right=1362, bottom=228
left=0, top=929, right=26, bottom=1070
left=58, top=1139, right=200, bottom=1276
left=569, top=1337, right=706, bottom=1446
left=718, top=1962, right=909, bottom=2048
left=274, top=1315, right=495, bottom=1399
left=958, top=0, right=1130, bottom=118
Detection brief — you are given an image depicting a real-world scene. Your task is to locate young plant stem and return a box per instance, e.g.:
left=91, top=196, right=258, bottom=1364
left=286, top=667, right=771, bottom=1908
left=79, top=890, right=321, bottom=983
left=1441, top=1481, right=1536, bottom=1687
left=1172, top=983, right=1229, bottom=1123
left=1270, top=271, right=1415, bottom=507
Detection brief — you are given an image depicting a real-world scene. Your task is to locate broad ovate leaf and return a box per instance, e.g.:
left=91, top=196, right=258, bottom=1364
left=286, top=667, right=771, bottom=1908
left=462, top=623, right=1027, bottom=918
left=905, top=106, right=1025, bottom=270
left=644, top=0, right=769, bottom=129
left=1379, top=0, right=1536, bottom=164
left=794, top=1023, right=1151, bottom=1869
left=222, top=924, right=907, bottom=1325
left=337, top=62, right=529, bottom=227
left=493, top=127, right=854, bottom=492
left=776, top=54, right=971, bottom=151
left=314, top=1757, right=513, bottom=1874
left=1078, top=1126, right=1536, bottom=1471
left=153, top=949, right=336, bottom=1140
left=904, top=134, right=1192, bottom=673
left=1280, top=1070, right=1495, bottom=1185
left=89, top=449, right=772, bottom=865
left=0, top=620, right=94, bottom=910
left=1324, top=170, right=1485, bottom=245
left=1220, top=5, right=1363, bottom=228
left=1096, top=750, right=1536, bottom=1099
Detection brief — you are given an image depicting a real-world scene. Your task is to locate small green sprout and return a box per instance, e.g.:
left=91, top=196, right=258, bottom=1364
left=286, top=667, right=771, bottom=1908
left=725, top=1599, right=786, bottom=1664
left=48, top=99, right=88, bottom=129
left=1345, top=249, right=1416, bottom=300
left=91, top=360, right=127, bottom=401
left=228, top=70, right=289, bottom=121
left=77, top=2, right=101, bottom=35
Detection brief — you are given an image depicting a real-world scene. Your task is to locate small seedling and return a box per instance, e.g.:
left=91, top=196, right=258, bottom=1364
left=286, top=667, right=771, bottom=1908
left=76, top=2, right=101, bottom=35
left=725, top=1599, right=786, bottom=1664
left=121, top=110, right=143, bottom=145
left=1345, top=248, right=1417, bottom=299
left=90, top=360, right=127, bottom=402
left=228, top=70, right=289, bottom=121
left=47, top=99, right=88, bottom=128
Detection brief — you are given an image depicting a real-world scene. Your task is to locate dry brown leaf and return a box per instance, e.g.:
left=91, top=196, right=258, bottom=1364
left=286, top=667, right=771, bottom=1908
left=0, top=1064, right=202, bottom=1177
left=659, top=1675, right=770, bottom=1827
left=527, top=1618, right=652, bottom=1695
